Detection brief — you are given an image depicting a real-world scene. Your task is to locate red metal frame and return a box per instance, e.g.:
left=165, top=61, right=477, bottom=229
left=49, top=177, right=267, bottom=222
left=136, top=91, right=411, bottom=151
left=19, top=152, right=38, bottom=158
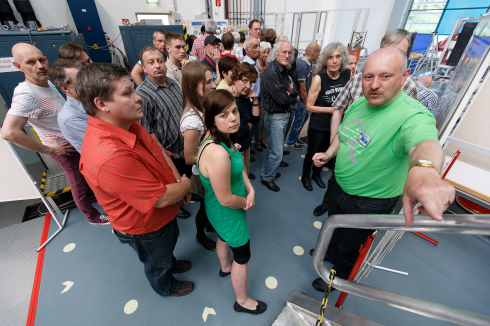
left=335, top=232, right=377, bottom=308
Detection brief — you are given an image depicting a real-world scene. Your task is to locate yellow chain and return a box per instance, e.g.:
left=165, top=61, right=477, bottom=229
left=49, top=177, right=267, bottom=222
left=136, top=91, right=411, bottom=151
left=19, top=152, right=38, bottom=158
left=316, top=269, right=336, bottom=326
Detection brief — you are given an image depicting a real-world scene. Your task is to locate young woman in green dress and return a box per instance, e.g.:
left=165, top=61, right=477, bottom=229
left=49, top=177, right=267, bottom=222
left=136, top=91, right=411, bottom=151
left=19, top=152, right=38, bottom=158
left=197, top=90, right=266, bottom=315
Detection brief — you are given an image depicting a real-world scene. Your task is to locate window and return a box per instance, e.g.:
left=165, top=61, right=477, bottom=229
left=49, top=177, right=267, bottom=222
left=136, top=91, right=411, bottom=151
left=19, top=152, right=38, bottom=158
left=135, top=13, right=171, bottom=25
left=404, top=0, right=490, bottom=34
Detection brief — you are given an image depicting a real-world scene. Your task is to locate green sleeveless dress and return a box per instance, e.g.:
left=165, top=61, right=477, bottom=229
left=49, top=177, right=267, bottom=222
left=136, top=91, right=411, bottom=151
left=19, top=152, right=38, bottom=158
left=197, top=138, right=250, bottom=248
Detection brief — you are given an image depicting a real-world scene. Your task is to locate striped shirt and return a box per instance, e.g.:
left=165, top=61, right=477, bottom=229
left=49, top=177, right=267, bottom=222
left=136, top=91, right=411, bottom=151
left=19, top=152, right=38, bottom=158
left=416, top=82, right=438, bottom=114
left=8, top=81, right=67, bottom=146
left=136, top=76, right=184, bottom=158
left=332, top=73, right=419, bottom=112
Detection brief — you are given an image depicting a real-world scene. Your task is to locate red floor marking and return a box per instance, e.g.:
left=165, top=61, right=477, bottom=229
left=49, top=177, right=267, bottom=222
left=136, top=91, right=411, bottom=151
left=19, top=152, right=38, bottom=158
left=26, top=214, right=52, bottom=326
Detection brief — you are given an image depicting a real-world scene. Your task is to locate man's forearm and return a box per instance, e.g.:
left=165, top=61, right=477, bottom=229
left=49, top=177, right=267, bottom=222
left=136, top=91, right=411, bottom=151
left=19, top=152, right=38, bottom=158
left=2, top=129, right=53, bottom=155
left=330, top=109, right=343, bottom=141
left=408, top=139, right=444, bottom=172
left=299, top=85, right=307, bottom=103
left=325, top=134, right=340, bottom=159
left=154, top=181, right=193, bottom=208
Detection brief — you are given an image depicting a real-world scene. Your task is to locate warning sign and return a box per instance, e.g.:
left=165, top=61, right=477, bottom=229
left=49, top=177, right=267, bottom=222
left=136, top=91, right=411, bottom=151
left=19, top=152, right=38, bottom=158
left=216, top=0, right=221, bottom=6
left=0, top=57, right=18, bottom=73
left=122, top=19, right=130, bottom=26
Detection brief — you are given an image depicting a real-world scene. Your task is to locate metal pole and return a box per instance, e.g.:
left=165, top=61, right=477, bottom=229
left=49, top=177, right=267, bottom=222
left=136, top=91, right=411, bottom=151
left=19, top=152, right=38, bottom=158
left=313, top=214, right=490, bottom=326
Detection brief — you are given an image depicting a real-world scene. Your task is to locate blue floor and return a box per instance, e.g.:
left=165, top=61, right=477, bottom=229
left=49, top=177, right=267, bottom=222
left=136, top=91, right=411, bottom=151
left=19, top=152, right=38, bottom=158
left=35, top=144, right=490, bottom=325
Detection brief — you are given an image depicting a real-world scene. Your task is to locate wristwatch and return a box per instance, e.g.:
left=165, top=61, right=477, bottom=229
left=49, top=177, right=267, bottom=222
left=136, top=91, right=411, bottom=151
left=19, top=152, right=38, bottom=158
left=409, top=160, right=439, bottom=174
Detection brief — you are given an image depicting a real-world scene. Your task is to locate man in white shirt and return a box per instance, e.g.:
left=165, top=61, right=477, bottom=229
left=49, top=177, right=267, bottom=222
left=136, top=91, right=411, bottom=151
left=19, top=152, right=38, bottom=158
left=1, top=43, right=108, bottom=225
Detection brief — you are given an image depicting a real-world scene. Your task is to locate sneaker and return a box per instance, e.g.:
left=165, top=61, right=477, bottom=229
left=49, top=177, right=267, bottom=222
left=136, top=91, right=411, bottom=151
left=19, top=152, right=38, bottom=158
left=89, top=214, right=110, bottom=225
left=286, top=142, right=303, bottom=150
left=297, top=139, right=307, bottom=146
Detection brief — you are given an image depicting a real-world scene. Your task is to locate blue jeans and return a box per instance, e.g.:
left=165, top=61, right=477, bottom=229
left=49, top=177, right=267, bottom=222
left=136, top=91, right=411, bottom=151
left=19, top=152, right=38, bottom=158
left=261, top=111, right=289, bottom=181
left=114, top=218, right=180, bottom=296
left=287, top=101, right=309, bottom=145
left=284, top=107, right=296, bottom=141
left=326, top=180, right=399, bottom=279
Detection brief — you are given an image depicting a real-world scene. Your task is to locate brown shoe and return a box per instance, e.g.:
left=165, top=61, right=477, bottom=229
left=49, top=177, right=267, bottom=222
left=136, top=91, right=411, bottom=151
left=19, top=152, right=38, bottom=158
left=173, top=260, right=191, bottom=273
left=171, top=280, right=194, bottom=296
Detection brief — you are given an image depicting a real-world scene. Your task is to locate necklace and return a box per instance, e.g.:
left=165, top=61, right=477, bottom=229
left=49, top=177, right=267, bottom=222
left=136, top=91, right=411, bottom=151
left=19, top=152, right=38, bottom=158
left=257, top=60, right=264, bottom=71
left=231, top=86, right=238, bottom=97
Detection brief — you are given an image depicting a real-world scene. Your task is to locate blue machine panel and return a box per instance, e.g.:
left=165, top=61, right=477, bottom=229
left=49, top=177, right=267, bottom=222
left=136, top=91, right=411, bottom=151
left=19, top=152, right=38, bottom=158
left=119, top=25, right=184, bottom=68
left=0, top=30, right=73, bottom=107
left=66, top=0, right=111, bottom=62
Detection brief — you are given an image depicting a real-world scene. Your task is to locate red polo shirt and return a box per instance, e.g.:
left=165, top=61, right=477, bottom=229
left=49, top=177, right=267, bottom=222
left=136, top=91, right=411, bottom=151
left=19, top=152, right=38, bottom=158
left=80, top=116, right=179, bottom=234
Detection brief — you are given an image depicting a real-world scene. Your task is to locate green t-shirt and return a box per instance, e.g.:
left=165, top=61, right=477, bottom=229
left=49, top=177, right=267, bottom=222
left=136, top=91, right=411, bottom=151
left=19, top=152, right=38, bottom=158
left=335, top=92, right=438, bottom=198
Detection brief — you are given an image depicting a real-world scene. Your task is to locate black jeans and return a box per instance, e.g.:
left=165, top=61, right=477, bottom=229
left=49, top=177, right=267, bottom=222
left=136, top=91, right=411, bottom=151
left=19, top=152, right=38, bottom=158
left=326, top=180, right=400, bottom=279
left=302, top=127, right=332, bottom=178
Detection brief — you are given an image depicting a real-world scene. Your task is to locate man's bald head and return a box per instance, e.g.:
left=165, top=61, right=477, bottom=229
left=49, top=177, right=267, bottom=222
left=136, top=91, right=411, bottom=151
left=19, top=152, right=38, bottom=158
left=365, top=47, right=408, bottom=74
left=415, top=74, right=432, bottom=88
left=12, top=43, right=43, bottom=62
left=305, top=42, right=321, bottom=63
left=12, top=43, right=49, bottom=85
left=361, top=47, right=410, bottom=108
left=244, top=36, right=260, bottom=60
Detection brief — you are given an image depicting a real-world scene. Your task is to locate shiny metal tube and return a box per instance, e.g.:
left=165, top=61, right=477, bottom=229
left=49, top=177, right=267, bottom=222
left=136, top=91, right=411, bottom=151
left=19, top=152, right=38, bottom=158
left=313, top=214, right=490, bottom=326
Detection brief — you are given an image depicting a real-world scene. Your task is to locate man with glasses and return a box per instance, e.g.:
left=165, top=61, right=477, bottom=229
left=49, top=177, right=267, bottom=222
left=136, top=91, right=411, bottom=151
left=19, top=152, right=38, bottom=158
left=201, top=35, right=221, bottom=80
left=260, top=41, right=298, bottom=192
left=136, top=45, right=191, bottom=219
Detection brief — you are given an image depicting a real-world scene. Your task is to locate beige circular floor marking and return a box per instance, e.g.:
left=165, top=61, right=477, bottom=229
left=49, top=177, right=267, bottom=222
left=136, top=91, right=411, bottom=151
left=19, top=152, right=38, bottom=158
left=314, top=221, right=322, bottom=229
left=124, top=299, right=138, bottom=314
left=322, top=167, right=329, bottom=171
left=265, top=276, right=278, bottom=289
left=299, top=176, right=302, bottom=180
left=293, top=246, right=304, bottom=255
left=63, top=243, right=76, bottom=253
left=301, top=154, right=305, bottom=158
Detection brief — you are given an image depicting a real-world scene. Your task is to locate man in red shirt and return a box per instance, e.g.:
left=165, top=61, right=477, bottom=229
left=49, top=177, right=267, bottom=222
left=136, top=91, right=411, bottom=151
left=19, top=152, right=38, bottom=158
left=75, top=62, right=195, bottom=297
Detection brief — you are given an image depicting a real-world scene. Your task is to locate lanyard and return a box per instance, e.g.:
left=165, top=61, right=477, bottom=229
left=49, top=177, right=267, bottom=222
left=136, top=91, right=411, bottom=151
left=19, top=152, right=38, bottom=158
left=205, top=55, right=216, bottom=70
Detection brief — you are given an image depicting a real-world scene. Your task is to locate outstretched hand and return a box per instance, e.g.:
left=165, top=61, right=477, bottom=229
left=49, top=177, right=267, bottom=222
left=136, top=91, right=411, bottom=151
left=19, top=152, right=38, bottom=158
left=402, top=167, right=455, bottom=226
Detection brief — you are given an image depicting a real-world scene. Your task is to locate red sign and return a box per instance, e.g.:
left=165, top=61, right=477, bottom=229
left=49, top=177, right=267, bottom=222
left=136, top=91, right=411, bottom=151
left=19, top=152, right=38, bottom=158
left=122, top=19, right=130, bottom=26
left=216, top=0, right=221, bottom=6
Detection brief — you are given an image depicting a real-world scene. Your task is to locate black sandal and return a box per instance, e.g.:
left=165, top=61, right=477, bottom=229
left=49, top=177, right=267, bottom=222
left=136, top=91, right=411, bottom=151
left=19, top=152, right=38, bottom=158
left=196, top=236, right=216, bottom=251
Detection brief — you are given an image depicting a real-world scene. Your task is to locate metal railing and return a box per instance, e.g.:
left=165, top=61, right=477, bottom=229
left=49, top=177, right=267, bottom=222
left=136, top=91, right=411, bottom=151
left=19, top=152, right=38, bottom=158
left=312, top=214, right=490, bottom=326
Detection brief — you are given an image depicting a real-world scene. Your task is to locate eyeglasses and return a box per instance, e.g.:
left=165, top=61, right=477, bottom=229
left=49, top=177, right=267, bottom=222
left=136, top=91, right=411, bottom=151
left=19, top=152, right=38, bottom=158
left=239, top=79, right=252, bottom=86
left=280, top=51, right=292, bottom=57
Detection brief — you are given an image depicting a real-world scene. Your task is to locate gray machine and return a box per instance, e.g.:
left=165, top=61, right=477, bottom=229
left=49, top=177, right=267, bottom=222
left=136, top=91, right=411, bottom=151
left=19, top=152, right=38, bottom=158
left=119, top=24, right=184, bottom=68
left=0, top=29, right=73, bottom=107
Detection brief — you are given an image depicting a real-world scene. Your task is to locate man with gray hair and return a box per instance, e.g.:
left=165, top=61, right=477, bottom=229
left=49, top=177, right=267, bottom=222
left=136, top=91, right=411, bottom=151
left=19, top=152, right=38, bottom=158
left=243, top=36, right=261, bottom=97
left=190, top=19, right=224, bottom=62
left=131, top=29, right=167, bottom=86
left=286, top=42, right=321, bottom=150
left=310, top=47, right=454, bottom=292
left=49, top=59, right=86, bottom=153
left=260, top=41, right=299, bottom=192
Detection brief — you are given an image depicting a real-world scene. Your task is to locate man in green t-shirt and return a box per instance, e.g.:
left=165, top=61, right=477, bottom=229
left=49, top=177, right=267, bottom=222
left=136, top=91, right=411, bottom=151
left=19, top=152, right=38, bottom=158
left=310, top=47, right=455, bottom=292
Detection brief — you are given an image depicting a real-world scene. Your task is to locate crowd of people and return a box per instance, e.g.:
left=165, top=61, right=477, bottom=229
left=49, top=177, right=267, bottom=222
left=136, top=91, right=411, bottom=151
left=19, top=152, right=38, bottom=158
left=1, top=18, right=455, bottom=316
